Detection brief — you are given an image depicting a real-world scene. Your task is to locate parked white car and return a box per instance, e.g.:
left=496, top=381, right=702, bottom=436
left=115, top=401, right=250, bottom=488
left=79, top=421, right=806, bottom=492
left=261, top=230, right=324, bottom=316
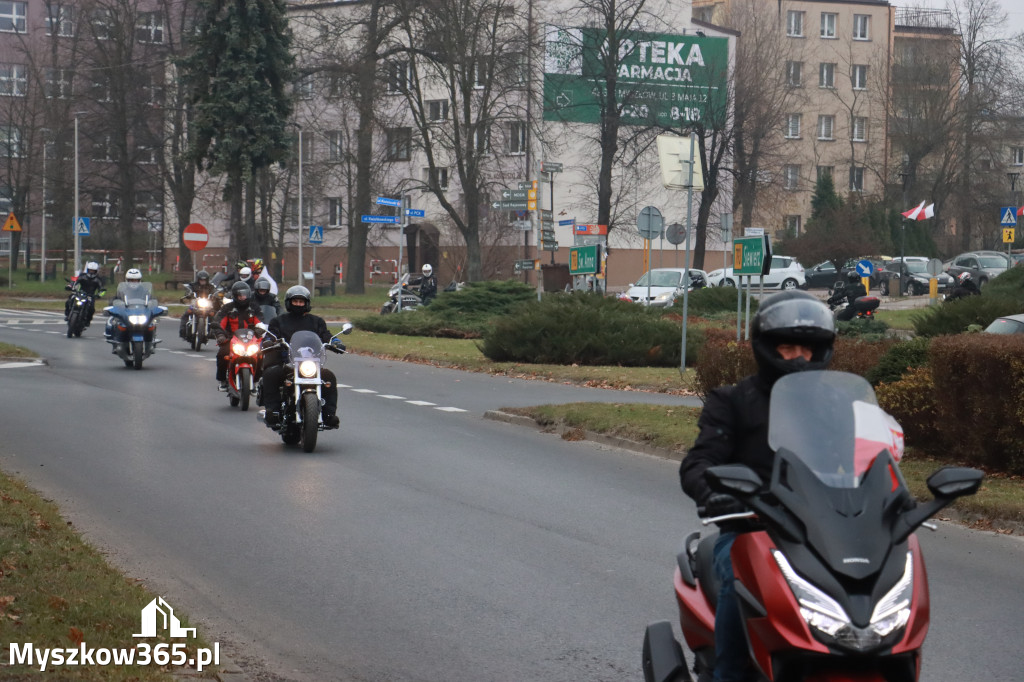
left=705, top=255, right=806, bottom=290
left=623, top=268, right=709, bottom=307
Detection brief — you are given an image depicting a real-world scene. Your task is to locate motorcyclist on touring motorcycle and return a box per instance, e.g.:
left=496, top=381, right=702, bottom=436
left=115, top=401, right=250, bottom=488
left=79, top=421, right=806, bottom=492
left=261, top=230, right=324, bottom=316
left=212, top=281, right=264, bottom=390
left=946, top=271, right=981, bottom=301
left=419, top=264, right=438, bottom=305
left=252, top=277, right=282, bottom=317
left=65, top=261, right=105, bottom=326
left=247, top=258, right=279, bottom=295
left=261, top=286, right=345, bottom=428
left=828, top=270, right=868, bottom=322
left=679, top=290, right=836, bottom=682
left=179, top=270, right=218, bottom=339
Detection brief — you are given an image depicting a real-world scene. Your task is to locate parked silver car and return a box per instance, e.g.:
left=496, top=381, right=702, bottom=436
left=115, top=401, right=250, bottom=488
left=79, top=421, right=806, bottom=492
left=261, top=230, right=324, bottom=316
left=946, top=251, right=1010, bottom=287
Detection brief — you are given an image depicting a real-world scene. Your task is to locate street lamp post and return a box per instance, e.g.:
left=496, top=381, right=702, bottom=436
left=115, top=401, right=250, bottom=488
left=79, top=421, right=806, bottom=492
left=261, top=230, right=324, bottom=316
left=73, top=113, right=80, bottom=276
left=899, top=170, right=912, bottom=296
left=1008, top=173, right=1020, bottom=256
left=297, top=126, right=303, bottom=288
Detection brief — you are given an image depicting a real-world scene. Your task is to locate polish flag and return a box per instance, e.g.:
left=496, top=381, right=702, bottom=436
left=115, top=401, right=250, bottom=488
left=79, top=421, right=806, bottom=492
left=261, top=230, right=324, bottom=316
left=902, top=201, right=935, bottom=220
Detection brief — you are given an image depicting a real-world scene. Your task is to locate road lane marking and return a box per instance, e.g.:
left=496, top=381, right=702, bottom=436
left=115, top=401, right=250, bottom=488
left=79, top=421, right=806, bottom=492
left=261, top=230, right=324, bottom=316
left=406, top=400, right=436, bottom=406
left=435, top=406, right=466, bottom=412
left=377, top=394, right=406, bottom=400
left=350, top=388, right=377, bottom=394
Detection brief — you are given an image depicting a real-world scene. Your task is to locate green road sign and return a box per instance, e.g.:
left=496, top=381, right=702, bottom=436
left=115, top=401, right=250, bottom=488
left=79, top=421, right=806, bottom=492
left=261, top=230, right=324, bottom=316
left=514, top=259, right=537, bottom=272
left=569, top=244, right=600, bottom=274
left=501, top=189, right=529, bottom=200
left=542, top=243, right=560, bottom=252
left=543, top=27, right=729, bottom=128
left=733, top=236, right=770, bottom=276
left=493, top=200, right=529, bottom=210
left=541, top=161, right=563, bottom=173
left=541, top=230, right=556, bottom=241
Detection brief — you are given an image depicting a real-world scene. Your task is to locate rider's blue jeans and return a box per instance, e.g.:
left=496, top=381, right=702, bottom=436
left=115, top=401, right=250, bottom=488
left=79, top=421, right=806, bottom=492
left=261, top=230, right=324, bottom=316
left=713, top=532, right=753, bottom=682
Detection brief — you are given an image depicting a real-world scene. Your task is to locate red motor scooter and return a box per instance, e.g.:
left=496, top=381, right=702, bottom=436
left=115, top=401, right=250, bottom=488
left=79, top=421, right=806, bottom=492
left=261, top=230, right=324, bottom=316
left=225, top=327, right=263, bottom=411
left=643, top=371, right=983, bottom=682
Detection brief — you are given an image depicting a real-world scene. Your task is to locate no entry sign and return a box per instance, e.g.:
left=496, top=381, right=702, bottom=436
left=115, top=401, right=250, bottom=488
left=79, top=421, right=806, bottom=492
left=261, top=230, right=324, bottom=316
left=182, top=223, right=209, bottom=252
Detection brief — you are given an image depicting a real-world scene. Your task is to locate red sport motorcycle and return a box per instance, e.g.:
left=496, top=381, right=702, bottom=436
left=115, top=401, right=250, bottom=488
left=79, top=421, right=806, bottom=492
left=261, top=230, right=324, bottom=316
left=643, top=371, right=983, bottom=682
left=225, top=328, right=263, bottom=411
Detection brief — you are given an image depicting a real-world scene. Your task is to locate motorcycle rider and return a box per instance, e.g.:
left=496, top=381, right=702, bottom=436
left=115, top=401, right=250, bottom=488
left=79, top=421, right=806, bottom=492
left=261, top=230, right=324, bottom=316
left=65, top=261, right=105, bottom=326
left=419, top=264, right=438, bottom=305
left=261, top=286, right=345, bottom=429
left=831, top=270, right=867, bottom=322
left=247, top=258, right=279, bottom=295
left=106, top=268, right=148, bottom=339
left=179, top=269, right=217, bottom=339
left=679, top=290, right=836, bottom=682
left=212, top=281, right=264, bottom=390
left=212, top=260, right=248, bottom=289
left=946, top=272, right=981, bottom=301
left=252, top=277, right=282, bottom=317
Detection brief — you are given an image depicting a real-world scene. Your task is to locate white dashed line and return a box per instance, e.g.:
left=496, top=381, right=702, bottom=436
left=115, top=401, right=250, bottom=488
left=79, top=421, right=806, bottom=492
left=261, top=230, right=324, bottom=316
left=336, top=383, right=352, bottom=388
left=406, top=400, right=436, bottom=406
left=377, top=394, right=406, bottom=400
left=435, top=406, right=467, bottom=413
left=0, top=360, right=44, bottom=369
left=350, top=388, right=377, bottom=394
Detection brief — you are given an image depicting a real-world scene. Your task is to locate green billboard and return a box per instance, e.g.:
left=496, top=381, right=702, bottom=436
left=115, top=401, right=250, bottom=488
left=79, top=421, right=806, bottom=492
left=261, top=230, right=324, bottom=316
left=569, top=245, right=601, bottom=275
left=543, top=26, right=729, bottom=128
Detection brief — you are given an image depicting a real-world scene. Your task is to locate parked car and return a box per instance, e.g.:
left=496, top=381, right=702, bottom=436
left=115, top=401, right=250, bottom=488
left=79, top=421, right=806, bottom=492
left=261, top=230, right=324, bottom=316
left=705, top=255, right=806, bottom=290
left=622, top=268, right=708, bottom=307
left=945, top=251, right=1010, bottom=287
left=804, top=256, right=890, bottom=289
left=877, top=257, right=954, bottom=296
left=984, top=314, right=1024, bottom=334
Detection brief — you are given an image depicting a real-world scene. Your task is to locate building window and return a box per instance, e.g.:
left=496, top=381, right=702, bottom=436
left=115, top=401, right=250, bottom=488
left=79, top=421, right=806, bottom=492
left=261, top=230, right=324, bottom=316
left=134, top=190, right=161, bottom=220
left=849, top=166, right=865, bottom=192
left=386, top=60, right=411, bottom=94
left=0, top=186, right=11, bottom=214
left=423, top=166, right=449, bottom=190
left=783, top=164, right=800, bottom=191
left=45, top=4, right=74, bottom=37
left=386, top=127, right=411, bottom=161
left=0, top=64, right=27, bottom=97
left=817, top=166, right=834, bottom=182
left=326, top=74, right=344, bottom=99
left=0, top=125, right=21, bottom=157
left=785, top=113, right=801, bottom=139
left=503, top=52, right=529, bottom=85
left=508, top=120, right=527, bottom=154
left=853, top=14, right=870, bottom=40
left=295, top=75, right=314, bottom=100
left=852, top=116, right=868, bottom=142
left=91, top=8, right=113, bottom=40
left=819, top=63, right=835, bottom=88
left=136, top=12, right=164, bottom=43
left=426, top=99, right=449, bottom=122
left=0, top=2, right=26, bottom=33
left=820, top=12, right=837, bottom=38
left=297, top=133, right=313, bottom=163
left=136, top=144, right=158, bottom=165
left=328, top=198, right=344, bottom=226
left=852, top=64, right=868, bottom=90
left=326, top=131, right=344, bottom=161
left=786, top=61, right=803, bottom=87
left=92, top=135, right=115, bottom=162
left=817, top=115, right=834, bottom=140
left=91, top=190, right=119, bottom=219
left=784, top=215, right=802, bottom=235
left=474, top=125, right=490, bottom=153
left=472, top=58, right=490, bottom=88
left=694, top=6, right=714, bottom=23
left=787, top=10, right=804, bottom=37
left=1012, top=147, right=1024, bottom=166
left=285, top=198, right=313, bottom=226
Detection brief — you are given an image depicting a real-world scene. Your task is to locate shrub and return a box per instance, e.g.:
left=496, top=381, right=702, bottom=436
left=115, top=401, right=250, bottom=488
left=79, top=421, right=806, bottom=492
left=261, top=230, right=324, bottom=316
left=979, top=261, right=1024, bottom=299
left=830, top=337, right=894, bottom=377
left=865, top=337, right=931, bottom=386
left=478, top=292, right=701, bottom=367
left=354, top=279, right=536, bottom=338
left=671, top=286, right=758, bottom=318
left=835, top=317, right=889, bottom=340
left=912, top=291, right=1023, bottom=337
left=875, top=366, right=940, bottom=451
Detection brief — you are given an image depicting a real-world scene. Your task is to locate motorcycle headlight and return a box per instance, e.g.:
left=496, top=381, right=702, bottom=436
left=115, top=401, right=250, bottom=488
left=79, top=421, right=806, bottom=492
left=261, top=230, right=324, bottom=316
left=245, top=344, right=260, bottom=356
left=772, top=550, right=850, bottom=637
left=868, top=552, right=913, bottom=637
left=197, top=298, right=212, bottom=309
left=128, top=315, right=148, bottom=325
left=299, top=360, right=319, bottom=378
left=232, top=343, right=246, bottom=355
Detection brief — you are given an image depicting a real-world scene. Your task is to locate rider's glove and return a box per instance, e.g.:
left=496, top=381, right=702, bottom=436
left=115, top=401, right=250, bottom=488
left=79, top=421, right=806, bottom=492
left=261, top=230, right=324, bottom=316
left=330, top=338, right=346, bottom=352
left=700, top=493, right=747, bottom=519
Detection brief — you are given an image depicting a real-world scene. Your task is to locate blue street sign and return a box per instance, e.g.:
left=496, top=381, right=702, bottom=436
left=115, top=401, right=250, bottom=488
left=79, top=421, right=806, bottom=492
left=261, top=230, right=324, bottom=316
left=856, top=259, right=874, bottom=277
left=1000, top=207, right=1018, bottom=226
left=361, top=215, right=398, bottom=224
left=75, top=217, right=90, bottom=236
left=406, top=208, right=425, bottom=217
left=376, top=196, right=401, bottom=208
left=558, top=218, right=576, bottom=226
left=308, top=225, right=323, bottom=244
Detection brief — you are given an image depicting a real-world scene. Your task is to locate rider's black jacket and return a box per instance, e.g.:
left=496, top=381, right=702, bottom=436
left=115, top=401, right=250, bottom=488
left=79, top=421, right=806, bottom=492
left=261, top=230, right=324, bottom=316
left=72, top=274, right=105, bottom=296
left=845, top=281, right=868, bottom=305
left=419, top=274, right=438, bottom=301
left=264, top=312, right=336, bottom=367
left=185, top=281, right=217, bottom=298
left=680, top=372, right=773, bottom=509
left=253, top=291, right=282, bottom=317
left=947, top=281, right=980, bottom=300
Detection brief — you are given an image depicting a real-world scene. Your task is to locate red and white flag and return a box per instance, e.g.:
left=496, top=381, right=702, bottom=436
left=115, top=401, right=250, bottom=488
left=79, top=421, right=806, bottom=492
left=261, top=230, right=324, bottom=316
left=902, top=201, right=934, bottom=220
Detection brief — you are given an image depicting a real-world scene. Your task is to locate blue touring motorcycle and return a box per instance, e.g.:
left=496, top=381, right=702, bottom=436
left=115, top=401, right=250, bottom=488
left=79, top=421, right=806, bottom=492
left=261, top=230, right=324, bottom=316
left=103, top=282, right=167, bottom=369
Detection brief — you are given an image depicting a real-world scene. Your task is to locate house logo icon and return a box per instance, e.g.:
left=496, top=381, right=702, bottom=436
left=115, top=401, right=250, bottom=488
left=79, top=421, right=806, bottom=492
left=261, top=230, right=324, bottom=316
left=133, top=597, right=197, bottom=638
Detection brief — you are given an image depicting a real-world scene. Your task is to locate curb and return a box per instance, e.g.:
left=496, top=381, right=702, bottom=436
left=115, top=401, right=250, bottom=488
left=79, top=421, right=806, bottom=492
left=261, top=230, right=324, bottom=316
left=483, top=410, right=685, bottom=462
left=171, top=653, right=250, bottom=682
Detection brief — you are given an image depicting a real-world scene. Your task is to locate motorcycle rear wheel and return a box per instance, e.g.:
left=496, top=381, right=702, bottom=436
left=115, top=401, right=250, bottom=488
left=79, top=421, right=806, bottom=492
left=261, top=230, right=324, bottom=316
left=132, top=341, right=144, bottom=370
left=238, top=368, right=252, bottom=411
left=300, top=393, right=319, bottom=453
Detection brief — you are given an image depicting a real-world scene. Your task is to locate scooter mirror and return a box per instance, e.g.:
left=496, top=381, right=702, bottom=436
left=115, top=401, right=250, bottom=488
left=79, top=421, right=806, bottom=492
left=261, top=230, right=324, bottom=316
left=705, top=464, right=762, bottom=495
left=340, top=322, right=354, bottom=335
left=926, top=466, right=983, bottom=499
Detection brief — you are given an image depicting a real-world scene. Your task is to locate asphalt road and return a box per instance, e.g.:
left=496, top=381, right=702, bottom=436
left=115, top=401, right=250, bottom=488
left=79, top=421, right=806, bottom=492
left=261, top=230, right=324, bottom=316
left=1, top=308, right=1022, bottom=681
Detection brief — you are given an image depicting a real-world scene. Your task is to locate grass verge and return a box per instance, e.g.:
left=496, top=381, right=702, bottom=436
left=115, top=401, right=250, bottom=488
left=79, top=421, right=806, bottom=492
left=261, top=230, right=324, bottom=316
left=0, top=343, right=38, bottom=360
left=0, top=469, right=215, bottom=680
left=500, top=403, right=1024, bottom=533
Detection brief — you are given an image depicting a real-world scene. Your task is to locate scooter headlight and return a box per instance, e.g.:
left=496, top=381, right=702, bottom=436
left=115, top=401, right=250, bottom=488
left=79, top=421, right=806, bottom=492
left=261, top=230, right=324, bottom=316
left=868, top=552, right=913, bottom=637
left=772, top=550, right=850, bottom=637
left=128, top=314, right=148, bottom=325
left=232, top=342, right=246, bottom=356
left=299, top=360, right=319, bottom=378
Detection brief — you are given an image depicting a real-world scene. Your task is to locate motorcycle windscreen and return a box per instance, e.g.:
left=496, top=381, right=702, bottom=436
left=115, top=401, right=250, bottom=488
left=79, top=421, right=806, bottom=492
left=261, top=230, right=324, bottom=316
left=768, top=371, right=904, bottom=488
left=117, top=281, right=155, bottom=306
left=289, top=330, right=326, bottom=363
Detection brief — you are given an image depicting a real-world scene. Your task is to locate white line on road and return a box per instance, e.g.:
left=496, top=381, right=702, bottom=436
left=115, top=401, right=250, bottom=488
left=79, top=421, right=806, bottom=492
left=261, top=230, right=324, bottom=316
left=377, top=394, right=406, bottom=400
left=434, top=406, right=466, bottom=413
left=406, top=400, right=436, bottom=406
left=350, top=388, right=377, bottom=394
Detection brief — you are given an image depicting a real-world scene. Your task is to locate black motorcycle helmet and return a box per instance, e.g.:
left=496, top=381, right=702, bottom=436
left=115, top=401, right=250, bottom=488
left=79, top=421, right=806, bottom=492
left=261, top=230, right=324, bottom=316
left=847, top=270, right=861, bottom=283
left=752, top=291, right=835, bottom=384
left=197, top=270, right=210, bottom=285
left=285, top=285, right=311, bottom=314
left=254, top=277, right=272, bottom=296
left=230, top=281, right=251, bottom=305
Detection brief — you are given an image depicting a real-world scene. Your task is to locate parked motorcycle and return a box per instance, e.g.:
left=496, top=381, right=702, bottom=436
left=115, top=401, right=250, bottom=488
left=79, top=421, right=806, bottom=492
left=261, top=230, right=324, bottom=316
left=380, top=277, right=425, bottom=314
left=257, top=323, right=353, bottom=452
left=103, top=282, right=167, bottom=369
left=225, top=327, right=263, bottom=411
left=642, top=370, right=983, bottom=682
left=181, top=284, right=217, bottom=351
left=64, top=280, right=105, bottom=338
left=827, top=281, right=880, bottom=320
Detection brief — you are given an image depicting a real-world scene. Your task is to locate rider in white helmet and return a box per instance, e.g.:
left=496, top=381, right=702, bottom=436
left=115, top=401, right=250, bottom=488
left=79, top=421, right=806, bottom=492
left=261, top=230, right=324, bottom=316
left=419, top=263, right=438, bottom=305
left=65, top=260, right=105, bottom=325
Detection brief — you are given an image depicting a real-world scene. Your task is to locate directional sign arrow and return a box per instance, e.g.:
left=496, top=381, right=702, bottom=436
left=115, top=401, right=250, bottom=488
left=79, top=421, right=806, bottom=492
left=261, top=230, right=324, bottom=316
left=502, top=189, right=529, bottom=200
left=493, top=200, right=530, bottom=210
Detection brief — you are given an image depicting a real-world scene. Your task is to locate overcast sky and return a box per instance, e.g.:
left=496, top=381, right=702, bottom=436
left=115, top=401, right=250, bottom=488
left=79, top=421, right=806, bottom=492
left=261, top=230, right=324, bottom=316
left=912, top=0, right=1024, bottom=39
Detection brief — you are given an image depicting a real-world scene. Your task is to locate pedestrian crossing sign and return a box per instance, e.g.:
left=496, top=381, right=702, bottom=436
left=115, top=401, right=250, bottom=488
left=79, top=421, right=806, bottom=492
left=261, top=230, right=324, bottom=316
left=1, top=212, right=21, bottom=232
left=308, top=225, right=323, bottom=244
left=75, top=217, right=90, bottom=235
left=1000, top=207, right=1017, bottom=226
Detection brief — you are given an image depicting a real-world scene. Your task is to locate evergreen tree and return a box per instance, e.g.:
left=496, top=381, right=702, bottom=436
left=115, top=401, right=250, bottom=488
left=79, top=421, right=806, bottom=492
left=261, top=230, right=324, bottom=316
left=178, top=0, right=295, bottom=256
left=809, top=172, right=842, bottom=221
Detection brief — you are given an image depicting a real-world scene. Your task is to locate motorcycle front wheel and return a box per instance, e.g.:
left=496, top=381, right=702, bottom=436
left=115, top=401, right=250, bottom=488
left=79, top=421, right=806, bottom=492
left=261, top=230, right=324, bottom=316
left=300, top=393, right=319, bottom=453
left=132, top=340, right=144, bottom=369
left=238, top=368, right=252, bottom=412
left=66, top=310, right=81, bottom=338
